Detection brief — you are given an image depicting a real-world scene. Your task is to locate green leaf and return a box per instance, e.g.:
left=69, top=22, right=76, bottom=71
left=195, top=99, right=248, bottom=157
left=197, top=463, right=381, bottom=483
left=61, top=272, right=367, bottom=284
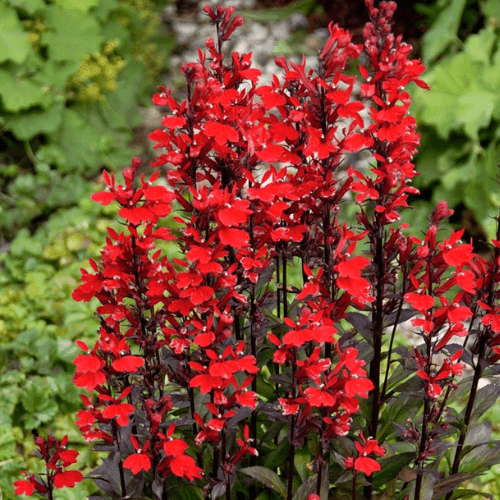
left=294, top=447, right=312, bottom=483
left=0, top=426, right=17, bottom=461
left=240, top=466, right=287, bottom=499
left=0, top=70, right=52, bottom=112
left=42, top=59, right=82, bottom=90
left=264, top=435, right=291, bottom=471
left=52, top=107, right=101, bottom=169
left=41, top=5, right=102, bottom=61
left=463, top=28, right=496, bottom=63
left=92, top=0, right=120, bottom=23
left=6, top=100, right=64, bottom=139
left=6, top=0, right=45, bottom=15
left=240, top=0, right=316, bottom=22
left=372, top=452, right=416, bottom=489
left=54, top=0, right=99, bottom=11
left=457, top=83, right=497, bottom=138
left=418, top=53, right=499, bottom=140
left=482, top=0, right=500, bottom=20
left=0, top=4, right=32, bottom=64
left=422, top=0, right=467, bottom=64
left=20, top=379, right=59, bottom=428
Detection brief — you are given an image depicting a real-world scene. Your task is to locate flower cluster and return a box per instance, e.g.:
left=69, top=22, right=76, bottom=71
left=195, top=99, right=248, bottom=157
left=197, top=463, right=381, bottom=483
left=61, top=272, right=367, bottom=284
left=16, top=2, right=500, bottom=500
left=13, top=435, right=83, bottom=497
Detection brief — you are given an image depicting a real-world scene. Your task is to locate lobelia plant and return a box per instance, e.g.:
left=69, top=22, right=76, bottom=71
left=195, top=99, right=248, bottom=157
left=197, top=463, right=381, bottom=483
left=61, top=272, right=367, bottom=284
left=14, top=1, right=500, bottom=499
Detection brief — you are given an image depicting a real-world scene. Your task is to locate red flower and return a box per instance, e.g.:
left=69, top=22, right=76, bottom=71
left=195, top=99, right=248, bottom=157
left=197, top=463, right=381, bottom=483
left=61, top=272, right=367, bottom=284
left=112, top=355, right=144, bottom=372
left=100, top=387, right=135, bottom=426
left=53, top=470, right=84, bottom=488
left=204, top=121, right=239, bottom=145
left=404, top=292, right=434, bottom=313
left=169, top=454, right=203, bottom=480
left=124, top=452, right=152, bottom=474
left=13, top=479, right=35, bottom=496
left=123, top=436, right=151, bottom=474
left=344, top=432, right=385, bottom=476
left=13, top=472, right=47, bottom=497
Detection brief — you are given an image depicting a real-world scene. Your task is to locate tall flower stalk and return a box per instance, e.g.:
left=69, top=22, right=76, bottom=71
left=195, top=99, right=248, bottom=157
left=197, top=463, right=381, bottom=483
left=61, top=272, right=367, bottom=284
left=15, top=2, right=500, bottom=500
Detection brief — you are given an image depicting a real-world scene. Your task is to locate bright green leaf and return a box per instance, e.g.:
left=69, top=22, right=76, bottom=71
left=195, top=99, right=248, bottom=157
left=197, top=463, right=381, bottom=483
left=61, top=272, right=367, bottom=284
left=20, top=380, right=59, bottom=428
left=54, top=0, right=99, bottom=11
left=42, top=59, right=82, bottom=90
left=0, top=426, right=17, bottom=461
left=6, top=100, right=64, bottom=140
left=458, top=84, right=497, bottom=138
left=6, top=0, right=45, bottom=15
left=53, top=107, right=101, bottom=169
left=482, top=0, right=500, bottom=20
left=92, top=0, right=120, bottom=23
left=0, top=70, right=51, bottom=112
left=464, top=28, right=496, bottom=63
left=0, top=4, right=32, bottom=64
left=422, top=0, right=467, bottom=64
left=240, top=0, right=317, bottom=23
left=41, top=5, right=102, bottom=61
left=418, top=53, right=498, bottom=139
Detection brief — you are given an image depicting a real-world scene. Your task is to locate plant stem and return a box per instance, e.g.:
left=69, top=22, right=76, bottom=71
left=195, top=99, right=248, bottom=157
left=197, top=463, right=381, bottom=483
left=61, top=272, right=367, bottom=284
left=46, top=467, right=54, bottom=500
left=352, top=469, right=357, bottom=500
left=282, top=247, right=288, bottom=318
left=111, top=419, right=127, bottom=497
left=445, top=205, right=500, bottom=499
left=415, top=330, right=434, bottom=500
left=444, top=334, right=487, bottom=500
left=364, top=224, right=385, bottom=500
left=381, top=275, right=407, bottom=402
left=287, top=347, right=297, bottom=500
left=287, top=414, right=296, bottom=500
left=414, top=394, right=430, bottom=500
left=316, top=457, right=323, bottom=496
left=250, top=284, right=257, bottom=500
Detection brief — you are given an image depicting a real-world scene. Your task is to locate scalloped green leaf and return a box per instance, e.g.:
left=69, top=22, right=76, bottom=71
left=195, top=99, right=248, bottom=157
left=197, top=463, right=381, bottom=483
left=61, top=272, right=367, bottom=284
left=6, top=100, right=64, bottom=139
left=53, top=107, right=103, bottom=169
left=0, top=4, right=32, bottom=64
left=463, top=27, right=496, bottom=63
left=41, top=5, right=102, bottom=62
left=482, top=0, right=500, bottom=20
left=421, top=0, right=467, bottom=64
left=417, top=52, right=499, bottom=140
left=54, top=0, right=99, bottom=11
left=6, top=0, right=45, bottom=15
left=20, top=379, right=59, bottom=428
left=0, top=70, right=52, bottom=112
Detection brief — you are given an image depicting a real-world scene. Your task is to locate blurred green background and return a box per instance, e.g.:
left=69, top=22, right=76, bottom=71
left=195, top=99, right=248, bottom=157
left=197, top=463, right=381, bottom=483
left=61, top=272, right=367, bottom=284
left=1, top=0, right=500, bottom=498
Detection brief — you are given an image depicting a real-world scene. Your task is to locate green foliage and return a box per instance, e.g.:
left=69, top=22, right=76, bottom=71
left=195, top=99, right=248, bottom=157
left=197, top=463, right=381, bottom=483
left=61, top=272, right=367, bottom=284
left=0, top=0, right=174, bottom=241
left=409, top=0, right=500, bottom=239
left=0, top=194, right=120, bottom=499
left=240, top=0, right=319, bottom=23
